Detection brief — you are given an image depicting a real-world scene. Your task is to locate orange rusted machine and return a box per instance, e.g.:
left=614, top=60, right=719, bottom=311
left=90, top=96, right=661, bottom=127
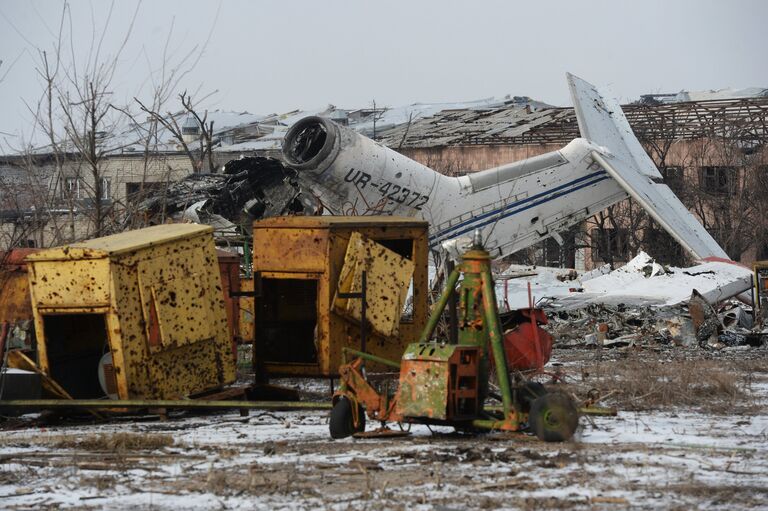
left=330, top=233, right=578, bottom=442
left=0, top=249, right=39, bottom=357
left=251, top=216, right=429, bottom=378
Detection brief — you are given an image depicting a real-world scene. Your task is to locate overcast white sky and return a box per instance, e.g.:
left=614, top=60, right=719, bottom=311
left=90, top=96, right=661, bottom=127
left=1, top=0, right=767, bottom=145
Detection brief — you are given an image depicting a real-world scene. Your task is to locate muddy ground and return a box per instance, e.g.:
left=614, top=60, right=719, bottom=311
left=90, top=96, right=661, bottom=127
left=1, top=346, right=767, bottom=510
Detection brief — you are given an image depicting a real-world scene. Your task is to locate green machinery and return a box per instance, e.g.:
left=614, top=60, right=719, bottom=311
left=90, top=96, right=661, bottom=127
left=330, top=235, right=578, bottom=442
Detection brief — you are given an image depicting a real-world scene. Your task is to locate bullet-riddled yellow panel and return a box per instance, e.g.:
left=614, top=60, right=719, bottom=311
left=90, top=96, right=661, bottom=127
left=28, top=257, right=111, bottom=308
left=137, top=253, right=213, bottom=351
left=334, top=232, right=414, bottom=338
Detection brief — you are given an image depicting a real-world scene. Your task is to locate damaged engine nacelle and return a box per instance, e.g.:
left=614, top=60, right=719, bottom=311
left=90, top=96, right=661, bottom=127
left=283, top=116, right=446, bottom=219
left=127, top=156, right=321, bottom=235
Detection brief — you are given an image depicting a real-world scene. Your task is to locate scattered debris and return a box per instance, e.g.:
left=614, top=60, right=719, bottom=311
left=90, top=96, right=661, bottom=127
left=128, top=156, right=321, bottom=236
left=496, top=252, right=764, bottom=350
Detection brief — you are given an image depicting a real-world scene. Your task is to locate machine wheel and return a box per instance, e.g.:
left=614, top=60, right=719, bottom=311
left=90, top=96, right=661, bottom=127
left=517, top=381, right=547, bottom=412
left=529, top=392, right=578, bottom=442
left=329, top=397, right=366, bottom=439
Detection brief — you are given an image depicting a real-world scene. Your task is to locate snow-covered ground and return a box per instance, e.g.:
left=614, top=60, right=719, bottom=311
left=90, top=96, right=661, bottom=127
left=1, top=350, right=767, bottom=510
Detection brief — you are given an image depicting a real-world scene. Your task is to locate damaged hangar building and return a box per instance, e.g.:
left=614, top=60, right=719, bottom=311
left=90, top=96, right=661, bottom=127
left=1, top=87, right=768, bottom=272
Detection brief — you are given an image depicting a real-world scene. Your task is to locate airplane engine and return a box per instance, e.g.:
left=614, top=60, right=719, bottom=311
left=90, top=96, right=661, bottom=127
left=282, top=116, right=452, bottom=217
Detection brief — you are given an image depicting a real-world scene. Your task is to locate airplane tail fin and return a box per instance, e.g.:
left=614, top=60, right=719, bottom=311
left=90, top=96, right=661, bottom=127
left=566, top=73, right=730, bottom=261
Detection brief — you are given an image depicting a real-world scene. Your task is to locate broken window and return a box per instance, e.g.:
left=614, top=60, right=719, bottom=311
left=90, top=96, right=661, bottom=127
left=101, top=177, right=111, bottom=200
left=590, top=228, right=629, bottom=263
left=126, top=182, right=168, bottom=204
left=661, top=166, right=684, bottom=192
left=757, top=240, right=768, bottom=261
left=757, top=165, right=768, bottom=189
left=64, top=177, right=82, bottom=199
left=542, top=230, right=577, bottom=268
left=699, top=166, right=735, bottom=195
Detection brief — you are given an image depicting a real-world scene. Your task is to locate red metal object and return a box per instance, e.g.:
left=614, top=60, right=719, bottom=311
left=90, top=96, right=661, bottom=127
left=1, top=248, right=38, bottom=268
left=0, top=321, right=8, bottom=361
left=216, top=249, right=241, bottom=361
left=502, top=308, right=553, bottom=371
left=701, top=256, right=748, bottom=268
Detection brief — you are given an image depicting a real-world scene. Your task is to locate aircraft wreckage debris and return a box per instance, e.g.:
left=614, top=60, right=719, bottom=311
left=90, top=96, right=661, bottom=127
left=495, top=252, right=766, bottom=350
left=128, top=156, right=321, bottom=232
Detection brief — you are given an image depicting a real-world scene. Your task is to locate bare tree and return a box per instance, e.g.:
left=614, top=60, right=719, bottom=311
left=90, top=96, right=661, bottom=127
left=0, top=1, right=217, bottom=249
left=135, top=90, right=217, bottom=174
left=5, top=1, right=143, bottom=241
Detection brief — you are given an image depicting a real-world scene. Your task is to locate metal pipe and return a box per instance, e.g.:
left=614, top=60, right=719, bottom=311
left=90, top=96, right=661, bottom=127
left=418, top=268, right=461, bottom=344
left=447, top=260, right=458, bottom=344
left=481, top=268, right=514, bottom=419
left=0, top=399, right=332, bottom=410
left=361, top=270, right=367, bottom=355
left=470, top=418, right=517, bottom=431
left=485, top=404, right=617, bottom=416
left=341, top=348, right=401, bottom=369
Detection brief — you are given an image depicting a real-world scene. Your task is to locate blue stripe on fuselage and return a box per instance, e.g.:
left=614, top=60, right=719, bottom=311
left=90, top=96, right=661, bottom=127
left=429, top=171, right=611, bottom=246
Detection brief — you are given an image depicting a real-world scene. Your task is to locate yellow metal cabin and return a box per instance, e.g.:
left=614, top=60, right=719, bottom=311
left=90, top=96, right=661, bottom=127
left=252, top=216, right=429, bottom=377
left=25, top=224, right=236, bottom=400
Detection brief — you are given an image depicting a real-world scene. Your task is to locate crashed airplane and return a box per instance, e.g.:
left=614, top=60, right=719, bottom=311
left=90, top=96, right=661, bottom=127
left=282, top=74, right=729, bottom=262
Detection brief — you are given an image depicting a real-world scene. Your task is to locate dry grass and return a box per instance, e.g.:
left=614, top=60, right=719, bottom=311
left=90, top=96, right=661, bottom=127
left=79, top=473, right=117, bottom=491
left=0, top=467, right=22, bottom=485
left=0, top=432, right=174, bottom=451
left=567, top=353, right=762, bottom=413
left=56, top=432, right=174, bottom=451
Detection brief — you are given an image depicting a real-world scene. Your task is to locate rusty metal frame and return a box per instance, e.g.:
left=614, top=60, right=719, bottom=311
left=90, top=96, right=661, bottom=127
left=337, top=271, right=368, bottom=356
left=0, top=399, right=331, bottom=411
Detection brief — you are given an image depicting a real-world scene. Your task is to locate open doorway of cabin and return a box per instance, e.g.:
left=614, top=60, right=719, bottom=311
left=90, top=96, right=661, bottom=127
left=43, top=313, right=109, bottom=398
left=257, top=278, right=318, bottom=364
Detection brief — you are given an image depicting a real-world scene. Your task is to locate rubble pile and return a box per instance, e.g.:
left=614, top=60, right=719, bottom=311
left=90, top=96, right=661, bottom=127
left=544, top=299, right=766, bottom=349
left=496, top=252, right=766, bottom=350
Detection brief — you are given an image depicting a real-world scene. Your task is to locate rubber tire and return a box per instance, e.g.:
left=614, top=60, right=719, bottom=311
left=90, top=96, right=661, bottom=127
left=329, top=397, right=365, bottom=439
left=529, top=392, right=578, bottom=442
left=517, top=381, right=547, bottom=412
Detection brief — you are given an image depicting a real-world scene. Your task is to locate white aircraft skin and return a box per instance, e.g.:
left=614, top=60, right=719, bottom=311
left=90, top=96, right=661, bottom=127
left=282, top=74, right=728, bottom=262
